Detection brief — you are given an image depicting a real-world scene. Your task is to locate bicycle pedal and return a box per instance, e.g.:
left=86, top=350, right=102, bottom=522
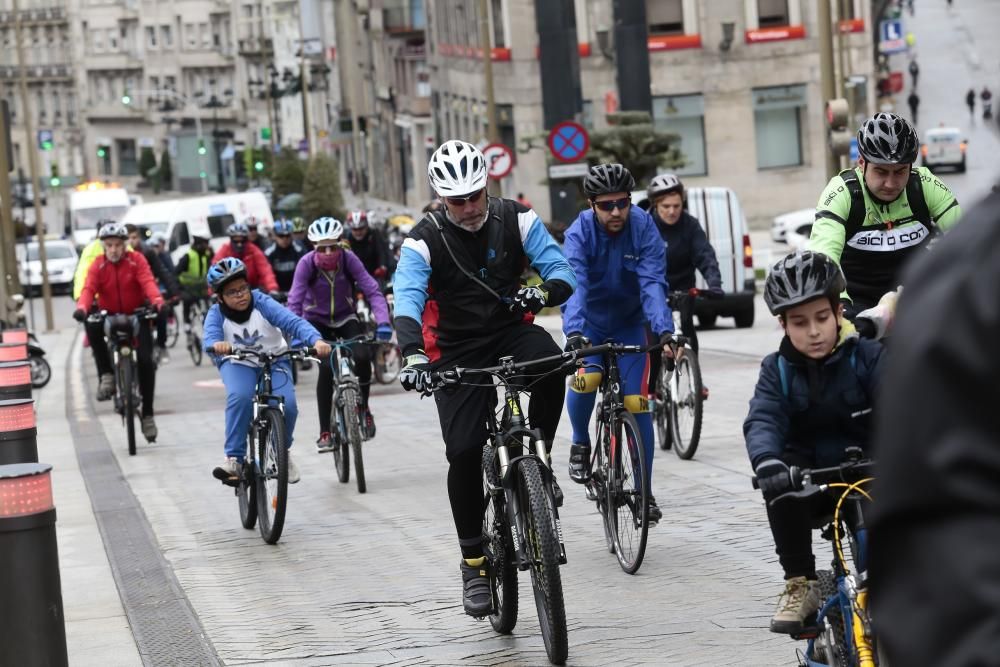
left=584, top=482, right=598, bottom=502
left=212, top=468, right=241, bottom=487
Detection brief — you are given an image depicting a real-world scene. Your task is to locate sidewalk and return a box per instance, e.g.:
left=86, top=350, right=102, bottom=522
left=33, top=326, right=141, bottom=666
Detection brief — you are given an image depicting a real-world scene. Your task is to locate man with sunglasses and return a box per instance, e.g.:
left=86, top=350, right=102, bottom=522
left=393, top=139, right=576, bottom=619
left=212, top=221, right=279, bottom=293
left=265, top=218, right=307, bottom=292
left=562, top=163, right=674, bottom=525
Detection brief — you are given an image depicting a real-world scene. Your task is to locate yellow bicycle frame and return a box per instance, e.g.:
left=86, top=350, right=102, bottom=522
left=829, top=479, right=876, bottom=667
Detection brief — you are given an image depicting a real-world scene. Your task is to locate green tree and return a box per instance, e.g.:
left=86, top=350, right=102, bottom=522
left=586, top=111, right=685, bottom=188
left=271, top=147, right=305, bottom=201
left=301, top=152, right=344, bottom=223
left=138, top=147, right=157, bottom=179
left=159, top=149, right=173, bottom=190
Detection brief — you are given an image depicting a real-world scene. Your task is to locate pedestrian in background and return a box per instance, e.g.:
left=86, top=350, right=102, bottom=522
left=982, top=86, right=993, bottom=119
left=966, top=88, right=976, bottom=117
left=907, top=91, right=921, bottom=124
left=908, top=59, right=920, bottom=88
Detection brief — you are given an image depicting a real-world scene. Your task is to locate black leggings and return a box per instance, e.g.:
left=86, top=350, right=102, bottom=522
left=313, top=319, right=372, bottom=433
left=86, top=317, right=157, bottom=417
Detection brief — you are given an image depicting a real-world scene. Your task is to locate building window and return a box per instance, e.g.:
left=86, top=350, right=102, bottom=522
left=491, top=0, right=506, bottom=47
left=161, top=25, right=172, bottom=48
left=201, top=24, right=211, bottom=48
left=647, top=0, right=684, bottom=36
left=107, top=28, right=118, bottom=51
left=146, top=26, right=157, bottom=48
left=652, top=94, right=707, bottom=176
left=117, top=139, right=138, bottom=175
left=92, top=29, right=103, bottom=52
left=753, top=84, right=806, bottom=169
left=758, top=0, right=789, bottom=27
left=185, top=23, right=196, bottom=49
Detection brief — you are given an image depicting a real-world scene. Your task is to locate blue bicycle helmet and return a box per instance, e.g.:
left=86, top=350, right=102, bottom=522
left=226, top=221, right=250, bottom=238
left=207, top=257, right=248, bottom=290
left=273, top=219, right=295, bottom=235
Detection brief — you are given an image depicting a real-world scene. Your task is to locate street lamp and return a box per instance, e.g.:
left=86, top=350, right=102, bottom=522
left=203, top=79, right=233, bottom=193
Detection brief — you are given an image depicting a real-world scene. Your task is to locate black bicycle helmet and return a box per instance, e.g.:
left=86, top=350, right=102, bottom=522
left=763, top=251, right=847, bottom=316
left=857, top=112, right=919, bottom=165
left=583, top=163, right=635, bottom=198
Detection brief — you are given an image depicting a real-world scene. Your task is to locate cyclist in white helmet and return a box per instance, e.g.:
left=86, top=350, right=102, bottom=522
left=393, top=139, right=577, bottom=618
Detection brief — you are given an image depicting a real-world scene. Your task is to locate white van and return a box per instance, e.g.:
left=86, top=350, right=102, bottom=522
left=121, top=192, right=273, bottom=263
left=633, top=186, right=756, bottom=328
left=64, top=183, right=132, bottom=247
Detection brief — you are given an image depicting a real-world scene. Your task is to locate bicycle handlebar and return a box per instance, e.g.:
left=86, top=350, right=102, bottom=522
left=751, top=459, right=876, bottom=492
left=86, top=307, right=159, bottom=324
left=222, top=346, right=318, bottom=364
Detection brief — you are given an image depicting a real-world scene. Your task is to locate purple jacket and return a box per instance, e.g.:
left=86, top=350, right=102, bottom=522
left=287, top=249, right=390, bottom=327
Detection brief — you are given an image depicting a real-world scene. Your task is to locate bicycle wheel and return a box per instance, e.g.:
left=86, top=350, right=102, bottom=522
left=29, top=354, right=51, bottom=388
left=482, top=443, right=518, bottom=634
left=655, top=364, right=672, bottom=451
left=516, top=459, right=568, bottom=665
left=375, top=343, right=402, bottom=384
left=255, top=407, right=289, bottom=544
left=333, top=405, right=350, bottom=484
left=670, top=351, right=704, bottom=460
left=592, top=415, right=615, bottom=555
left=815, top=570, right=848, bottom=667
left=606, top=410, right=649, bottom=574
left=342, top=387, right=366, bottom=493
left=121, top=358, right=137, bottom=456
left=238, top=455, right=257, bottom=530
left=188, top=333, right=203, bottom=366
left=166, top=312, right=180, bottom=348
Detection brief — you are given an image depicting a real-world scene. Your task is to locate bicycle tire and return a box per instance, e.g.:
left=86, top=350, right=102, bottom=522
left=592, top=415, right=615, bottom=555
left=607, top=410, right=649, bottom=574
left=188, top=333, right=203, bottom=366
left=255, top=407, right=289, bottom=544
left=122, top=358, right=137, bottom=456
left=516, top=459, right=568, bottom=665
left=333, top=406, right=350, bottom=483
left=816, top=570, right=848, bottom=667
left=482, top=443, right=518, bottom=634
left=343, top=387, right=366, bottom=493
left=375, top=343, right=402, bottom=384
left=670, top=351, right=703, bottom=460
left=655, top=364, right=672, bottom=451
left=166, top=313, right=180, bottom=348
left=29, top=354, right=52, bottom=388
left=238, top=456, right=257, bottom=530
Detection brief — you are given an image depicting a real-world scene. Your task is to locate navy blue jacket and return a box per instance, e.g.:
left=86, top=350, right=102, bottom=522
left=743, top=325, right=884, bottom=469
left=653, top=211, right=723, bottom=293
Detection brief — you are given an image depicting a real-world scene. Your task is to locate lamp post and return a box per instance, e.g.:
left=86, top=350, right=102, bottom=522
left=203, top=80, right=233, bottom=194
left=123, top=88, right=208, bottom=193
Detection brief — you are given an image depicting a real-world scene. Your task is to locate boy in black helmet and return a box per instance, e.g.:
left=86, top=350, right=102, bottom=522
left=744, top=250, right=885, bottom=635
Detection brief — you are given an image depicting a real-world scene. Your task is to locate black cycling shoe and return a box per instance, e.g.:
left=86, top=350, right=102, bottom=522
left=460, top=559, right=492, bottom=617
left=568, top=442, right=592, bottom=483
left=647, top=496, right=663, bottom=525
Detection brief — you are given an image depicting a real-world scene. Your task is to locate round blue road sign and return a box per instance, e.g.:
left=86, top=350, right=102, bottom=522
left=547, top=121, right=590, bottom=164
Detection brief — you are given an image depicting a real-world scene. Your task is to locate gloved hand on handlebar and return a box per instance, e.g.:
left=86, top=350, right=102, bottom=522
left=399, top=352, right=431, bottom=393
left=373, top=266, right=388, bottom=279
left=73, top=308, right=87, bottom=323
left=659, top=331, right=677, bottom=361
left=514, top=286, right=549, bottom=315
left=706, top=286, right=725, bottom=299
left=375, top=323, right=393, bottom=342
left=755, top=458, right=793, bottom=499
left=564, top=332, right=589, bottom=353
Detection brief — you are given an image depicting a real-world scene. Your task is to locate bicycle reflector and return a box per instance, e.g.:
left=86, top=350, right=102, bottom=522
left=0, top=463, right=53, bottom=518
left=0, top=343, right=28, bottom=362
left=0, top=362, right=31, bottom=400
left=1, top=330, right=28, bottom=345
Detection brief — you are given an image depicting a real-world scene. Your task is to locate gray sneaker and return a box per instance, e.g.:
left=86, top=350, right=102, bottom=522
left=770, top=576, right=821, bottom=634
left=97, top=373, right=115, bottom=401
left=141, top=416, right=157, bottom=442
left=212, top=457, right=241, bottom=484
left=287, top=452, right=300, bottom=484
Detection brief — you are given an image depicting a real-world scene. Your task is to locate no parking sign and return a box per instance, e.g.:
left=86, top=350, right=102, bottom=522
left=483, top=143, right=514, bottom=180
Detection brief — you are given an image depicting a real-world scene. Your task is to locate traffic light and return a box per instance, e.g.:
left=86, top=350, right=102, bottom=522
left=37, top=129, right=53, bottom=151
left=97, top=145, right=107, bottom=158
left=122, top=92, right=132, bottom=106
left=49, top=163, right=60, bottom=187
left=826, top=98, right=852, bottom=158
left=199, top=170, right=207, bottom=179
left=254, top=160, right=264, bottom=172
left=197, top=138, right=207, bottom=155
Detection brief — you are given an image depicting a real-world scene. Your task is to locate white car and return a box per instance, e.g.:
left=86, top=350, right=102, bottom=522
left=922, top=126, right=967, bottom=173
left=770, top=207, right=815, bottom=244
left=16, top=238, right=79, bottom=294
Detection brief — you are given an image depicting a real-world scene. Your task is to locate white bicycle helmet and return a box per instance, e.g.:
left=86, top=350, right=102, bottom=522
left=347, top=210, right=368, bottom=229
left=648, top=173, right=685, bottom=201
left=427, top=140, right=488, bottom=197
left=98, top=223, right=128, bottom=240
left=308, top=217, right=343, bottom=243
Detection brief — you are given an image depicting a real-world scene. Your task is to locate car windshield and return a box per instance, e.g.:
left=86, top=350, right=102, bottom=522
left=74, top=206, right=129, bottom=229
left=140, top=222, right=169, bottom=234
left=25, top=244, right=74, bottom=261
left=929, top=132, right=959, bottom=143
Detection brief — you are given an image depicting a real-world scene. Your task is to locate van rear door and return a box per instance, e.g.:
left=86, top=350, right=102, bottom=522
left=685, top=187, right=748, bottom=294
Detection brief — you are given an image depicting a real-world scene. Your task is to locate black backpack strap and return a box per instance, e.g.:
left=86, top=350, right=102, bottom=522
left=428, top=205, right=515, bottom=310
left=905, top=170, right=933, bottom=229
left=839, top=168, right=866, bottom=240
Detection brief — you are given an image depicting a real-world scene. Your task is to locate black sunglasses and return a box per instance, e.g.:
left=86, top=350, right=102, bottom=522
left=445, top=189, right=486, bottom=206
left=592, top=197, right=631, bottom=212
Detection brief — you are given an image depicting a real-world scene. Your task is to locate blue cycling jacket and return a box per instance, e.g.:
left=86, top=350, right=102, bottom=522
left=561, top=206, right=673, bottom=337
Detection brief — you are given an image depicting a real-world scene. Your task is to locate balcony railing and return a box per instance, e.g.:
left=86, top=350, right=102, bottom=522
left=0, top=7, right=68, bottom=24
left=237, top=37, right=273, bottom=57
left=0, top=63, right=72, bottom=81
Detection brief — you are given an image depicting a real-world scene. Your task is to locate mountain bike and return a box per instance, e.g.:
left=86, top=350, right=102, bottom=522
left=27, top=332, right=51, bottom=389
left=88, top=307, right=158, bottom=456
left=219, top=346, right=317, bottom=545
left=185, top=296, right=210, bottom=367
left=325, top=334, right=375, bottom=494
left=356, top=287, right=401, bottom=385
left=164, top=304, right=180, bottom=348
left=753, top=449, right=882, bottom=666
left=431, top=351, right=572, bottom=665
left=653, top=290, right=704, bottom=460
left=582, top=340, right=675, bottom=575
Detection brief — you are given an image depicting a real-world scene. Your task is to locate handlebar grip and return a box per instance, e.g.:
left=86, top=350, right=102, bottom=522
left=751, top=476, right=760, bottom=490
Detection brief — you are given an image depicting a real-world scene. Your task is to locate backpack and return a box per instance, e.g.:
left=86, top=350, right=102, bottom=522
left=838, top=168, right=932, bottom=240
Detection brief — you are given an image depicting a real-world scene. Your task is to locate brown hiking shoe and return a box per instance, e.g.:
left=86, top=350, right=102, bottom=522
left=770, top=576, right=820, bottom=634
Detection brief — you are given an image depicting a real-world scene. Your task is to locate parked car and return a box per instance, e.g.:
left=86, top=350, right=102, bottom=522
left=921, top=126, right=967, bottom=173
left=770, top=207, right=814, bottom=244
left=633, top=186, right=756, bottom=328
left=16, top=237, right=78, bottom=294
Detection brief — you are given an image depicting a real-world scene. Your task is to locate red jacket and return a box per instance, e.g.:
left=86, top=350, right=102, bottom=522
left=212, top=242, right=278, bottom=292
left=77, top=252, right=165, bottom=314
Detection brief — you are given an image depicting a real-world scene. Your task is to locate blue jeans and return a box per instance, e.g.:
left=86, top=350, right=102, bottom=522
left=219, top=360, right=297, bottom=458
left=566, top=324, right=656, bottom=483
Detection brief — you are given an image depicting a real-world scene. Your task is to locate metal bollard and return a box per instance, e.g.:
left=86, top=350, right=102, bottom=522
left=0, top=398, right=38, bottom=464
left=1, top=329, right=29, bottom=345
left=0, top=360, right=32, bottom=400
left=0, top=462, right=69, bottom=667
left=0, top=341, right=28, bottom=362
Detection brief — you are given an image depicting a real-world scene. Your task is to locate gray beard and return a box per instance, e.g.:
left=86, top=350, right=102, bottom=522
left=445, top=208, right=488, bottom=233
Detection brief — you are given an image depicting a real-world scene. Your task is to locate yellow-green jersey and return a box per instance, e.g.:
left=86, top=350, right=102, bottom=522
left=808, top=166, right=961, bottom=309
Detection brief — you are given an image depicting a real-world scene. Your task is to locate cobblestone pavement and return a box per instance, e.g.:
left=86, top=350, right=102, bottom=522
left=75, top=310, right=811, bottom=666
